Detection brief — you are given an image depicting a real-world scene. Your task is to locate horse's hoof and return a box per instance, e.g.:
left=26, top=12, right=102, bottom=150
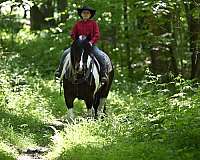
left=87, top=108, right=95, bottom=119
left=96, top=112, right=107, bottom=120
left=67, top=117, right=75, bottom=124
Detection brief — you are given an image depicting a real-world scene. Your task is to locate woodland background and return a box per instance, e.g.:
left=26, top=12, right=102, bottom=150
left=0, top=0, right=200, bottom=160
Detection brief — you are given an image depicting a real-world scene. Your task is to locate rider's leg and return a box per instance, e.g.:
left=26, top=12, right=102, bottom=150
left=91, top=46, right=108, bottom=83
left=55, top=48, right=70, bottom=78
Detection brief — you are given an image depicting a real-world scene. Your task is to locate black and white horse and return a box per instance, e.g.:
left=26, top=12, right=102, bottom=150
left=60, top=37, right=114, bottom=120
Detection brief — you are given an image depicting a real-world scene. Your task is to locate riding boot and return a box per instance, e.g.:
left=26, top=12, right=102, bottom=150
left=55, top=48, right=70, bottom=78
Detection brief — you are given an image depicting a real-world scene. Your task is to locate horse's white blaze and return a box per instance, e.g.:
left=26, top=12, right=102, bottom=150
left=87, top=56, right=100, bottom=94
left=68, top=108, right=75, bottom=120
left=79, top=51, right=84, bottom=72
left=98, top=98, right=106, bottom=114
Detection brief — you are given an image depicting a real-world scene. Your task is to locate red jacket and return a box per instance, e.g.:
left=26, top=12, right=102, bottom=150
left=70, top=19, right=100, bottom=45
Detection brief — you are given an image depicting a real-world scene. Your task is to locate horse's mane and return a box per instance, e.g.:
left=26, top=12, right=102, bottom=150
left=60, top=52, right=72, bottom=80
left=60, top=51, right=101, bottom=93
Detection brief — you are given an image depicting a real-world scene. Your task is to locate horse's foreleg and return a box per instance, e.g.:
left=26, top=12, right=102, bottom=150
left=85, top=99, right=95, bottom=118
left=65, top=97, right=75, bottom=121
left=98, top=98, right=106, bottom=115
left=93, top=97, right=106, bottom=119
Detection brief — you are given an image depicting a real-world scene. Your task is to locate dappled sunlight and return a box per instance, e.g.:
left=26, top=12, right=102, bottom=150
left=0, top=69, right=55, bottom=156
left=0, top=141, right=18, bottom=159
left=107, top=89, right=138, bottom=115
left=16, top=27, right=38, bottom=44
left=0, top=119, right=37, bottom=150
left=46, top=119, right=111, bottom=160
left=107, top=90, right=128, bottom=110
left=1, top=76, right=55, bottom=123
left=169, top=97, right=193, bottom=111
left=1, top=52, right=200, bottom=159
left=62, top=121, right=107, bottom=148
left=1, top=9, right=200, bottom=159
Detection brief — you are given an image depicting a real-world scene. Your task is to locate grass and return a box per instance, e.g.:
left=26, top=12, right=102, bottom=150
left=0, top=29, right=200, bottom=160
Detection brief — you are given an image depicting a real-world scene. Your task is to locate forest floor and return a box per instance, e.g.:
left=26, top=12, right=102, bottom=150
left=0, top=32, right=200, bottom=160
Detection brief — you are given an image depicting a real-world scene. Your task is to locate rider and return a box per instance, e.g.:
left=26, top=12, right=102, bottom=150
left=55, top=6, right=108, bottom=83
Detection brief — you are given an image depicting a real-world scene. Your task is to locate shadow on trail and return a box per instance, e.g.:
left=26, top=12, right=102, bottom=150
left=0, top=110, right=53, bottom=147
left=0, top=150, right=15, bottom=160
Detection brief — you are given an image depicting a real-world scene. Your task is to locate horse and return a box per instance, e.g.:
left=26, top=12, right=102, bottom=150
left=60, top=36, right=114, bottom=120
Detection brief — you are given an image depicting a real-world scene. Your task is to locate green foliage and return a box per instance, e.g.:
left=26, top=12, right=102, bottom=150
left=1, top=30, right=200, bottom=159
left=0, top=150, right=15, bottom=160
left=0, top=2, right=200, bottom=159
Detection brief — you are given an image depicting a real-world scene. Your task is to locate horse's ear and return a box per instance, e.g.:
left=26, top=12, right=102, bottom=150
left=71, top=39, right=78, bottom=48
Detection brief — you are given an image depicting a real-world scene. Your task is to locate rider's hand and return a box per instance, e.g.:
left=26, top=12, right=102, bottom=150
left=84, top=41, right=92, bottom=52
left=88, top=41, right=93, bottom=47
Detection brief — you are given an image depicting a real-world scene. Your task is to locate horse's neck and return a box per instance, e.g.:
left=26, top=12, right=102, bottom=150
left=66, top=53, right=98, bottom=75
left=62, top=52, right=72, bottom=75
left=86, top=55, right=92, bottom=68
left=89, top=55, right=100, bottom=72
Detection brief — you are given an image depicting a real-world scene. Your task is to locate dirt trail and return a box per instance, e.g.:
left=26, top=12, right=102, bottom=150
left=17, top=120, right=65, bottom=160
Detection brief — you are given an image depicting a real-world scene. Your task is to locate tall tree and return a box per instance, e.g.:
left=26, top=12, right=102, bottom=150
left=57, top=0, right=68, bottom=23
left=185, top=1, right=200, bottom=79
left=123, top=0, right=131, bottom=71
left=30, top=4, right=45, bottom=30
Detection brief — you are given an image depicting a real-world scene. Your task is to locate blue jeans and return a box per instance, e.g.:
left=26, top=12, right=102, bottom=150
left=92, top=46, right=107, bottom=74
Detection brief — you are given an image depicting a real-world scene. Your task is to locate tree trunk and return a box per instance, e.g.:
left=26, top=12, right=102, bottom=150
left=30, top=5, right=45, bottom=30
left=57, top=0, right=68, bottom=23
left=185, top=2, right=200, bottom=79
left=123, top=0, right=131, bottom=71
left=30, top=1, right=56, bottom=30
left=40, top=0, right=55, bottom=28
left=147, top=12, right=178, bottom=76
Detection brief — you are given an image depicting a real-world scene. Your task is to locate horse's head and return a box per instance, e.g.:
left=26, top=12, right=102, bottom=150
left=71, top=36, right=90, bottom=74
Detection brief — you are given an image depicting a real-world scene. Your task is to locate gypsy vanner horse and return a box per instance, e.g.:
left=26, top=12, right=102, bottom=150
left=60, top=36, right=114, bottom=120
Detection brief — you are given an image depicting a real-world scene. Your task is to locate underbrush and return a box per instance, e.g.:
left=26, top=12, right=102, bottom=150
left=0, top=29, right=200, bottom=160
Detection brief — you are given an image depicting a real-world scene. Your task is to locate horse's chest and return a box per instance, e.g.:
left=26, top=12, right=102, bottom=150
left=64, top=81, right=95, bottom=99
